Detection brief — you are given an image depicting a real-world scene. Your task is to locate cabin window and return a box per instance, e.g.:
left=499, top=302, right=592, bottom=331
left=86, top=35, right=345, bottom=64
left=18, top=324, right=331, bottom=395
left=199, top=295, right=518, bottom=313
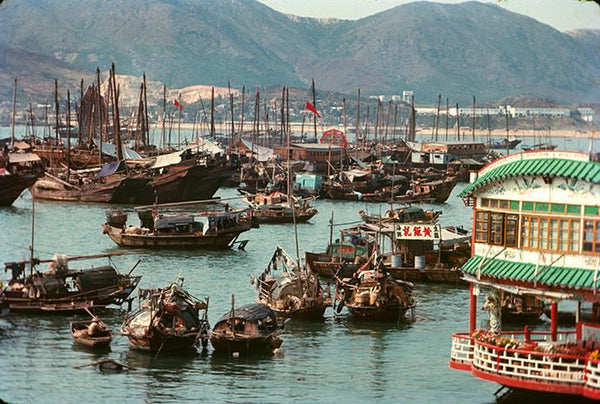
left=521, top=215, right=580, bottom=253
left=585, top=206, right=600, bottom=216
left=505, top=215, right=518, bottom=247
left=475, top=211, right=489, bottom=243
left=522, top=202, right=534, bottom=211
left=583, top=220, right=600, bottom=253
left=490, top=213, right=505, bottom=245
left=480, top=198, right=490, bottom=208
left=510, top=201, right=519, bottom=210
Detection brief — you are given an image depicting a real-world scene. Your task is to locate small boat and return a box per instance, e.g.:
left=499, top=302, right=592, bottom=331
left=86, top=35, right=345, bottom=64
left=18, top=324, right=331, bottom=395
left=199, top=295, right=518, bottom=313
left=359, top=206, right=441, bottom=225
left=121, top=280, right=210, bottom=353
left=521, top=142, right=557, bottom=151
left=0, top=150, right=43, bottom=207
left=1, top=253, right=141, bottom=313
left=252, top=246, right=331, bottom=320
left=210, top=300, right=283, bottom=356
left=391, top=177, right=457, bottom=204
left=103, top=206, right=254, bottom=249
left=334, top=257, right=416, bottom=321
left=489, top=138, right=522, bottom=150
left=241, top=191, right=317, bottom=224
left=70, top=317, right=112, bottom=349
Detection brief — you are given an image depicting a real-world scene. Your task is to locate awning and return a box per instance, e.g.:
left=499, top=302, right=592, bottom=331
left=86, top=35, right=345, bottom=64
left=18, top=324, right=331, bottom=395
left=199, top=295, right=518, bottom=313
left=93, top=139, right=143, bottom=160
left=184, top=138, right=224, bottom=156
left=8, top=152, right=41, bottom=164
left=343, top=168, right=370, bottom=182
left=150, top=150, right=183, bottom=169
left=98, top=160, right=124, bottom=177
left=461, top=255, right=598, bottom=291
left=240, top=139, right=274, bottom=162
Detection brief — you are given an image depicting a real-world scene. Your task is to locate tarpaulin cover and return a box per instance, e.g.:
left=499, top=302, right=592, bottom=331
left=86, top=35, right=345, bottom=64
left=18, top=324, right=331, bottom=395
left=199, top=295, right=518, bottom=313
left=98, top=160, right=124, bottom=177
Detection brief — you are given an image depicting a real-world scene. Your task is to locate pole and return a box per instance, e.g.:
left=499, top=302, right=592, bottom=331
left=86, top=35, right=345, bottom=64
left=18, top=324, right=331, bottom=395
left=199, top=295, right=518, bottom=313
left=355, top=88, right=360, bottom=159
left=11, top=77, right=17, bottom=147
left=472, top=95, right=476, bottom=142
left=54, top=79, right=60, bottom=146
left=469, top=283, right=477, bottom=332
left=66, top=90, right=71, bottom=181
left=312, top=78, right=317, bottom=142
left=445, top=98, right=449, bottom=141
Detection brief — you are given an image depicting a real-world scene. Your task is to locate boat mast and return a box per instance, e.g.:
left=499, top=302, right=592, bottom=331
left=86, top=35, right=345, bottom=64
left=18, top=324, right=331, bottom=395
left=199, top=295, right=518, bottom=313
left=228, top=81, right=235, bottom=149
left=210, top=87, right=215, bottom=138
left=311, top=79, right=317, bottom=142
left=143, top=73, right=150, bottom=150
left=445, top=98, right=449, bottom=141
left=111, top=63, right=123, bottom=161
left=54, top=79, right=60, bottom=147
left=342, top=97, right=347, bottom=173
left=456, top=103, right=461, bottom=141
left=177, top=92, right=182, bottom=150
left=96, top=68, right=103, bottom=164
left=11, top=77, right=17, bottom=148
left=29, top=193, right=35, bottom=276
left=66, top=90, right=71, bottom=181
left=161, top=84, right=166, bottom=150
left=355, top=88, right=360, bottom=159
left=434, top=94, right=441, bottom=141
left=472, top=95, right=476, bottom=142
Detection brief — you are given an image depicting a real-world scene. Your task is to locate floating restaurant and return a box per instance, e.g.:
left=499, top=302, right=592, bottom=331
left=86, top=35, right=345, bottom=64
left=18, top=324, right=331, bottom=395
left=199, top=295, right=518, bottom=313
left=449, top=150, right=600, bottom=400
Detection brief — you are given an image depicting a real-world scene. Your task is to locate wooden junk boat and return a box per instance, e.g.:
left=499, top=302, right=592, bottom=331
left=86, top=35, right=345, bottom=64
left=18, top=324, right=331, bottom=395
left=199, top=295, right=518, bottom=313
left=334, top=256, right=416, bottom=321
left=358, top=206, right=441, bottom=225
left=0, top=150, right=43, bottom=207
left=102, top=206, right=254, bottom=249
left=32, top=150, right=237, bottom=205
left=241, top=191, right=317, bottom=224
left=1, top=253, right=141, bottom=313
left=210, top=300, right=284, bottom=356
left=252, top=246, right=331, bottom=320
left=121, top=280, right=210, bottom=353
left=306, top=220, right=470, bottom=283
left=70, top=316, right=113, bottom=349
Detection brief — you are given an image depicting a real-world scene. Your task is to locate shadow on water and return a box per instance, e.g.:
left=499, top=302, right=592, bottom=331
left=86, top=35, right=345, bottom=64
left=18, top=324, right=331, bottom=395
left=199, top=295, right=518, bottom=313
left=488, top=389, right=597, bottom=404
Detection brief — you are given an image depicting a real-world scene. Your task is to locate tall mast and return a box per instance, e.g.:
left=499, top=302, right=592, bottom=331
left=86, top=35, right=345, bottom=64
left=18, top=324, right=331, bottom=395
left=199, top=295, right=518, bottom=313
left=96, top=68, right=103, bottom=164
left=177, top=92, right=182, bottom=150
left=111, top=63, right=123, bottom=161
left=280, top=86, right=286, bottom=145
left=445, top=98, right=449, bottom=141
left=228, top=81, right=235, bottom=148
left=143, top=73, right=149, bottom=150
left=239, top=85, right=245, bottom=134
left=210, top=87, right=215, bottom=138
left=54, top=79, right=60, bottom=146
left=11, top=77, right=17, bottom=147
left=311, top=79, right=317, bottom=142
left=434, top=94, right=441, bottom=141
left=78, top=78, right=84, bottom=146
left=66, top=90, right=71, bottom=181
left=456, top=103, right=461, bottom=141
left=355, top=88, right=360, bottom=159
left=161, top=84, right=167, bottom=150
left=472, top=95, right=476, bottom=142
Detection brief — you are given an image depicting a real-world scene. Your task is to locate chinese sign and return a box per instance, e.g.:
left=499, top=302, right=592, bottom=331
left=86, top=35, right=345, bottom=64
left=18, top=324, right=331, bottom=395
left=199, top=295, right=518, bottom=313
left=395, top=224, right=441, bottom=240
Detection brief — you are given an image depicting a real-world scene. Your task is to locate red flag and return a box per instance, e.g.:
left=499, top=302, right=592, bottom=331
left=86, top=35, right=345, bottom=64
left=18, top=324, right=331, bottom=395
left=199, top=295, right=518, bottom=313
left=174, top=99, right=184, bottom=111
left=305, top=101, right=321, bottom=118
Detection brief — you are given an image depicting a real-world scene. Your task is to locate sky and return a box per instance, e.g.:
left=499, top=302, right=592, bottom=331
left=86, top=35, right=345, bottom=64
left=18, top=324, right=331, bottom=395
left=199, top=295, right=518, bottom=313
left=257, top=0, right=600, bottom=31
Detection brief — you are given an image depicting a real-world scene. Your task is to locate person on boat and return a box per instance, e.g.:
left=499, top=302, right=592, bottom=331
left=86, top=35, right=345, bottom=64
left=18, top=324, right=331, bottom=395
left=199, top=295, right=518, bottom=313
left=88, top=316, right=106, bottom=336
left=482, top=292, right=501, bottom=334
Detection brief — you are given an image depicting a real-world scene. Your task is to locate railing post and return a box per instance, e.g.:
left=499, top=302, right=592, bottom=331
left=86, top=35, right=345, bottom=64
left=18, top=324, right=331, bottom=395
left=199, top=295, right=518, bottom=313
left=551, top=301, right=558, bottom=342
left=469, top=283, right=477, bottom=333
left=524, top=325, right=530, bottom=343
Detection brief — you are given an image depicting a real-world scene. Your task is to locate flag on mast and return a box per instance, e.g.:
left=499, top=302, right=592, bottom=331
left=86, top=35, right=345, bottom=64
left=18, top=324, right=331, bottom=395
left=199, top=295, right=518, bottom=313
left=174, top=99, right=184, bottom=111
left=305, top=101, right=321, bottom=118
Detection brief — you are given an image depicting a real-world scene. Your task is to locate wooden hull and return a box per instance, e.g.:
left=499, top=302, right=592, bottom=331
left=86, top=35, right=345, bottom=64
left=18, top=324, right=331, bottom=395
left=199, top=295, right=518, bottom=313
left=70, top=321, right=112, bottom=349
left=103, top=225, right=247, bottom=249
left=344, top=303, right=408, bottom=321
left=269, top=304, right=327, bottom=321
left=125, top=332, right=200, bottom=353
left=253, top=208, right=317, bottom=224
left=0, top=173, right=37, bottom=206
left=32, top=163, right=236, bottom=205
left=210, top=333, right=282, bottom=355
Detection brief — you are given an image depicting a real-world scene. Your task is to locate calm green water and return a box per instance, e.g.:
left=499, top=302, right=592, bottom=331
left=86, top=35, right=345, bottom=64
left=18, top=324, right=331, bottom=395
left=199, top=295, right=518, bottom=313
left=0, top=135, right=595, bottom=404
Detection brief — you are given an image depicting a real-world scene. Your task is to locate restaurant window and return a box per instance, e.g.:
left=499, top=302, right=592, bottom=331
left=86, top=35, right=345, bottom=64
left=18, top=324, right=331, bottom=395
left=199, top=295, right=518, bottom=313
left=490, top=213, right=504, bottom=245
left=521, top=215, right=580, bottom=253
left=505, top=214, right=518, bottom=247
left=475, top=211, right=489, bottom=243
left=583, top=220, right=600, bottom=253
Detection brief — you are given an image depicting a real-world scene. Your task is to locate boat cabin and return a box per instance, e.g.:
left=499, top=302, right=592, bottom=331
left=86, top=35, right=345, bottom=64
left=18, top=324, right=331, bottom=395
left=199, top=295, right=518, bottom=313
left=409, top=141, right=487, bottom=166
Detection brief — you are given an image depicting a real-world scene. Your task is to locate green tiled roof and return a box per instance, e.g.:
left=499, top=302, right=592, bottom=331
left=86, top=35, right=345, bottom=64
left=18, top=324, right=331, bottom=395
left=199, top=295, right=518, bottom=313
left=462, top=255, right=598, bottom=290
left=460, top=157, right=600, bottom=197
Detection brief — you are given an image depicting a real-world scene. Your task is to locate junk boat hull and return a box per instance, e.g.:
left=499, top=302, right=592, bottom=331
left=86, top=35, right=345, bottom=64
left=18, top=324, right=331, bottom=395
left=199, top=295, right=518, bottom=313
left=0, top=173, right=37, bottom=206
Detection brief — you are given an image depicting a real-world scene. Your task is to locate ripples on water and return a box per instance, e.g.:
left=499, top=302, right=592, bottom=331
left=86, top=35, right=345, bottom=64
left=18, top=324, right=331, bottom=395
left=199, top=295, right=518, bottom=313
left=1, top=138, right=592, bottom=404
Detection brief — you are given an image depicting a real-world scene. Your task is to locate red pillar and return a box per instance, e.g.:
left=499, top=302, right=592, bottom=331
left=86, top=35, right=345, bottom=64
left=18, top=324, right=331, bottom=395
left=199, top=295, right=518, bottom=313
left=551, top=301, right=558, bottom=342
left=469, top=283, right=477, bottom=333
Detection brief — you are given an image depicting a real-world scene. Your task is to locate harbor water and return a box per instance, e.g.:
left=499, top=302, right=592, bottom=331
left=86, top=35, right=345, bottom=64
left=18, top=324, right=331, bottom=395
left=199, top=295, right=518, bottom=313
left=0, top=134, right=597, bottom=403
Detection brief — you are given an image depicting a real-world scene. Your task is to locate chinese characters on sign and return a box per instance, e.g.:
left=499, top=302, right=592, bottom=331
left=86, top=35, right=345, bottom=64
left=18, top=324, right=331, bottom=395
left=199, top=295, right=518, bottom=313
left=395, top=224, right=441, bottom=240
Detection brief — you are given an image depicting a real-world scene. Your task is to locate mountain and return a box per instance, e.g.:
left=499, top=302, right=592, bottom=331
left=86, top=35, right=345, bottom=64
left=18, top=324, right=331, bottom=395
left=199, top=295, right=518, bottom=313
left=1, top=0, right=599, bottom=104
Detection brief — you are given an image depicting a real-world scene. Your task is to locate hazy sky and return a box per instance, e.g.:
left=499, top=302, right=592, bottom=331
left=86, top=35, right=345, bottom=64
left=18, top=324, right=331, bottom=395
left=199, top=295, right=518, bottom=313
left=257, top=0, right=600, bottom=31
